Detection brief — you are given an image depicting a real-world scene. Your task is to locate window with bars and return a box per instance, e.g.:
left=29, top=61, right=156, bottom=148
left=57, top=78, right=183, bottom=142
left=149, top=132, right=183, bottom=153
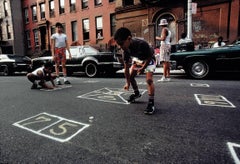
left=49, top=0, right=55, bottom=17
left=32, top=5, right=37, bottom=21
left=24, top=8, right=29, bottom=24
left=82, top=0, right=88, bottom=9
left=25, top=31, right=31, bottom=48
left=71, top=21, right=78, bottom=41
left=33, top=29, right=39, bottom=46
left=40, top=3, right=45, bottom=19
left=82, top=19, right=89, bottom=40
left=110, top=14, right=116, bottom=36
left=70, top=0, right=76, bottom=12
left=59, top=0, right=65, bottom=14
left=95, top=16, right=103, bottom=39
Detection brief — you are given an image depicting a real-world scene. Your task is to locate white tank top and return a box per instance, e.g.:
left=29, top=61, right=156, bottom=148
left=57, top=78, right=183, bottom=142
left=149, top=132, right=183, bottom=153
left=161, top=28, right=171, bottom=45
left=32, top=67, right=45, bottom=76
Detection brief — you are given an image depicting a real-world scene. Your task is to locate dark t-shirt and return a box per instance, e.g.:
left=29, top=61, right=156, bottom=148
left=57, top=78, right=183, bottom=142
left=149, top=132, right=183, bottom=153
left=123, top=38, right=154, bottom=63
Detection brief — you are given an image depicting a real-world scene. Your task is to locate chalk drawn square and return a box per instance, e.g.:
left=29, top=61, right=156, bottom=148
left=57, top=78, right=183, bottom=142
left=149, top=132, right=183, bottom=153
left=77, top=88, right=147, bottom=104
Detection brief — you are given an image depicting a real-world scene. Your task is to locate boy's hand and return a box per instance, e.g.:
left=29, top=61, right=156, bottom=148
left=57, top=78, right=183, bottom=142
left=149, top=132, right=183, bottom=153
left=137, top=67, right=144, bottom=75
left=123, top=83, right=130, bottom=91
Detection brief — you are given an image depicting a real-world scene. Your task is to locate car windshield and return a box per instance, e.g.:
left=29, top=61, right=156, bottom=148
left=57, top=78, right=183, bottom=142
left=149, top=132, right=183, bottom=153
left=83, top=46, right=98, bottom=55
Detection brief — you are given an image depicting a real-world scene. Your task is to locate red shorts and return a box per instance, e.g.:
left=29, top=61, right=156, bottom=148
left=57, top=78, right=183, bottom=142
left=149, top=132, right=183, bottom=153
left=54, top=47, right=66, bottom=63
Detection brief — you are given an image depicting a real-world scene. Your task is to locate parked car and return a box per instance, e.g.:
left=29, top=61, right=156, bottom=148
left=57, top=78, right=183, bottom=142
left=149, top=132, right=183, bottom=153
left=31, top=45, right=123, bottom=77
left=170, top=43, right=240, bottom=79
left=0, top=54, right=32, bottom=76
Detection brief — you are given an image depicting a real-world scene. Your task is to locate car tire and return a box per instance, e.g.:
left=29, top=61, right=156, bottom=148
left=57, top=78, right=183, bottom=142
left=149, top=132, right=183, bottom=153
left=187, top=60, right=210, bottom=79
left=85, top=62, right=98, bottom=77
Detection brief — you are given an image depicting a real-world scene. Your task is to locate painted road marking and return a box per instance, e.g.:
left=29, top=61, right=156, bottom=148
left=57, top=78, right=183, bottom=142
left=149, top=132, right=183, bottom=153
left=190, top=83, right=210, bottom=87
left=77, top=87, right=147, bottom=104
left=83, top=80, right=99, bottom=83
left=194, top=94, right=236, bottom=108
left=227, top=142, right=240, bottom=164
left=40, top=85, right=72, bottom=91
left=13, top=112, right=90, bottom=143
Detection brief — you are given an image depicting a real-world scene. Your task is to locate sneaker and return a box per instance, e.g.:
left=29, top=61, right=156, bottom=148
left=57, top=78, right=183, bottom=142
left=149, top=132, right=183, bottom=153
left=128, top=93, right=141, bottom=102
left=64, top=80, right=71, bottom=84
left=144, top=103, right=155, bottom=115
left=166, top=77, right=171, bottom=81
left=57, top=81, right=62, bottom=85
left=158, top=76, right=167, bottom=82
left=31, top=83, right=38, bottom=89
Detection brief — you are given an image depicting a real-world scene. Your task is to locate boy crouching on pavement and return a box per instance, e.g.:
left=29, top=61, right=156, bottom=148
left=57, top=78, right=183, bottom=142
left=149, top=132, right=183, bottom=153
left=27, top=62, right=56, bottom=89
left=114, top=27, right=156, bottom=115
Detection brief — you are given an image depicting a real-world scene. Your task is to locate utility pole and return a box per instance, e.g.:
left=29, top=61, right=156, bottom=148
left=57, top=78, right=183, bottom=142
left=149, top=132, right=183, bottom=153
left=187, top=0, right=192, bottom=41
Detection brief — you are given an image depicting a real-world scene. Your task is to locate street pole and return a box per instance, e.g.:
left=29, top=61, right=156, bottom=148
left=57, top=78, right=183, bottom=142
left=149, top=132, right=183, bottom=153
left=187, top=0, right=192, bottom=41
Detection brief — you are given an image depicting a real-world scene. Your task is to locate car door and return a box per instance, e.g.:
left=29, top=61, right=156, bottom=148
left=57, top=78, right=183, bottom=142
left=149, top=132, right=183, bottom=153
left=215, top=46, right=240, bottom=72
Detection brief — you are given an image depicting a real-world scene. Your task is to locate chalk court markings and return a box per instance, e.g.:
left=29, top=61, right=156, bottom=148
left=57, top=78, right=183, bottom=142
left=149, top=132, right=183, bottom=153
left=77, top=87, right=147, bottom=104
left=13, top=112, right=90, bottom=142
left=190, top=83, right=210, bottom=87
left=40, top=85, right=72, bottom=91
left=227, top=142, right=240, bottom=164
left=194, top=94, right=236, bottom=108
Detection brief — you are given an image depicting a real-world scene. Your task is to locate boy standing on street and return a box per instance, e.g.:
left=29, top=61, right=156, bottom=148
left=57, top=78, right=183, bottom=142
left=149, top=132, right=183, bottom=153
left=114, top=27, right=156, bottom=115
left=51, top=22, right=72, bottom=85
left=27, top=62, right=56, bottom=89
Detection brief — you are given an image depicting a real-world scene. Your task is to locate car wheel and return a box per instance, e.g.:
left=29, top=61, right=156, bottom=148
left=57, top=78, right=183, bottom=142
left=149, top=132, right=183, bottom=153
left=85, top=62, right=98, bottom=77
left=187, top=60, right=210, bottom=79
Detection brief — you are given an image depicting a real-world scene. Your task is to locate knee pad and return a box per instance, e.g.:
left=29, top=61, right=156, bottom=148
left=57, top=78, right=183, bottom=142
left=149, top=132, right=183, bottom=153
left=146, top=79, right=153, bottom=85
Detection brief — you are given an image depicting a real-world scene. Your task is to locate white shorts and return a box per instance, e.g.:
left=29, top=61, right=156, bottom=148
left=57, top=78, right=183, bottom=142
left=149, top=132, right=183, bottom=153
left=132, top=58, right=156, bottom=73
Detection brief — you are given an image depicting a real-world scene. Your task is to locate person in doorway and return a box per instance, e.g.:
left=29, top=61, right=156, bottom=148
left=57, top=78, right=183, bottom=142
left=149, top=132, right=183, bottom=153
left=156, top=19, right=172, bottom=82
left=212, top=36, right=226, bottom=48
left=51, top=22, right=72, bottom=85
left=27, top=62, right=56, bottom=89
left=114, top=27, right=156, bottom=115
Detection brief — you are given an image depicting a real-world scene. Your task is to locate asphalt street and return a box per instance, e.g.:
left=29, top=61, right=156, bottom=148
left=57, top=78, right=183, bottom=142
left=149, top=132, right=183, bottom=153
left=0, top=71, right=240, bottom=163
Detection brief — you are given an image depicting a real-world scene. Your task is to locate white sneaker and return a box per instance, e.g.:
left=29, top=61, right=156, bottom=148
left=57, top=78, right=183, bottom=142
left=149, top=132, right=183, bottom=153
left=166, top=77, right=171, bottom=81
left=158, top=76, right=167, bottom=82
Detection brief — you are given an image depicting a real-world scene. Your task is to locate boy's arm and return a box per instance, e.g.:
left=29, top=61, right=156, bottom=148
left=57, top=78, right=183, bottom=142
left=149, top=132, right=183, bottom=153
left=123, top=62, right=131, bottom=90
left=66, top=40, right=72, bottom=59
left=51, top=38, right=55, bottom=59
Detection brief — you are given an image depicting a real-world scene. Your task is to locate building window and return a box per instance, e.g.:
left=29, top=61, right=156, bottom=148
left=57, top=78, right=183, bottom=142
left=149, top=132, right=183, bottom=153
left=59, top=0, right=65, bottom=14
left=49, top=0, right=55, bottom=17
left=33, top=29, right=39, bottom=46
left=51, top=26, right=56, bottom=35
left=24, top=8, right=29, bottom=24
left=32, top=5, right=37, bottom=21
left=70, top=0, right=76, bottom=12
left=4, top=1, right=8, bottom=17
left=96, top=16, right=103, bottom=39
left=95, top=0, right=102, bottom=6
left=110, top=14, right=116, bottom=36
left=6, top=24, right=11, bottom=39
left=82, top=19, right=89, bottom=40
left=123, top=0, right=133, bottom=6
left=40, top=3, right=46, bottom=19
left=71, top=21, right=78, bottom=42
left=25, top=31, right=31, bottom=48
left=82, top=0, right=88, bottom=9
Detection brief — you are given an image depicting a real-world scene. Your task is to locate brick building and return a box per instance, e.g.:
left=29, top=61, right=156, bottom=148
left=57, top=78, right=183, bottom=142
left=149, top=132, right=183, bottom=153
left=0, top=0, right=24, bottom=54
left=115, top=0, right=240, bottom=47
left=22, top=0, right=116, bottom=57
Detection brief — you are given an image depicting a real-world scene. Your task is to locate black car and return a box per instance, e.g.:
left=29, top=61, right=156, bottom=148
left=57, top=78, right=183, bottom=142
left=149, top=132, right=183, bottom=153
left=32, top=45, right=123, bottom=77
left=170, top=43, right=240, bottom=79
left=0, top=54, right=32, bottom=76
